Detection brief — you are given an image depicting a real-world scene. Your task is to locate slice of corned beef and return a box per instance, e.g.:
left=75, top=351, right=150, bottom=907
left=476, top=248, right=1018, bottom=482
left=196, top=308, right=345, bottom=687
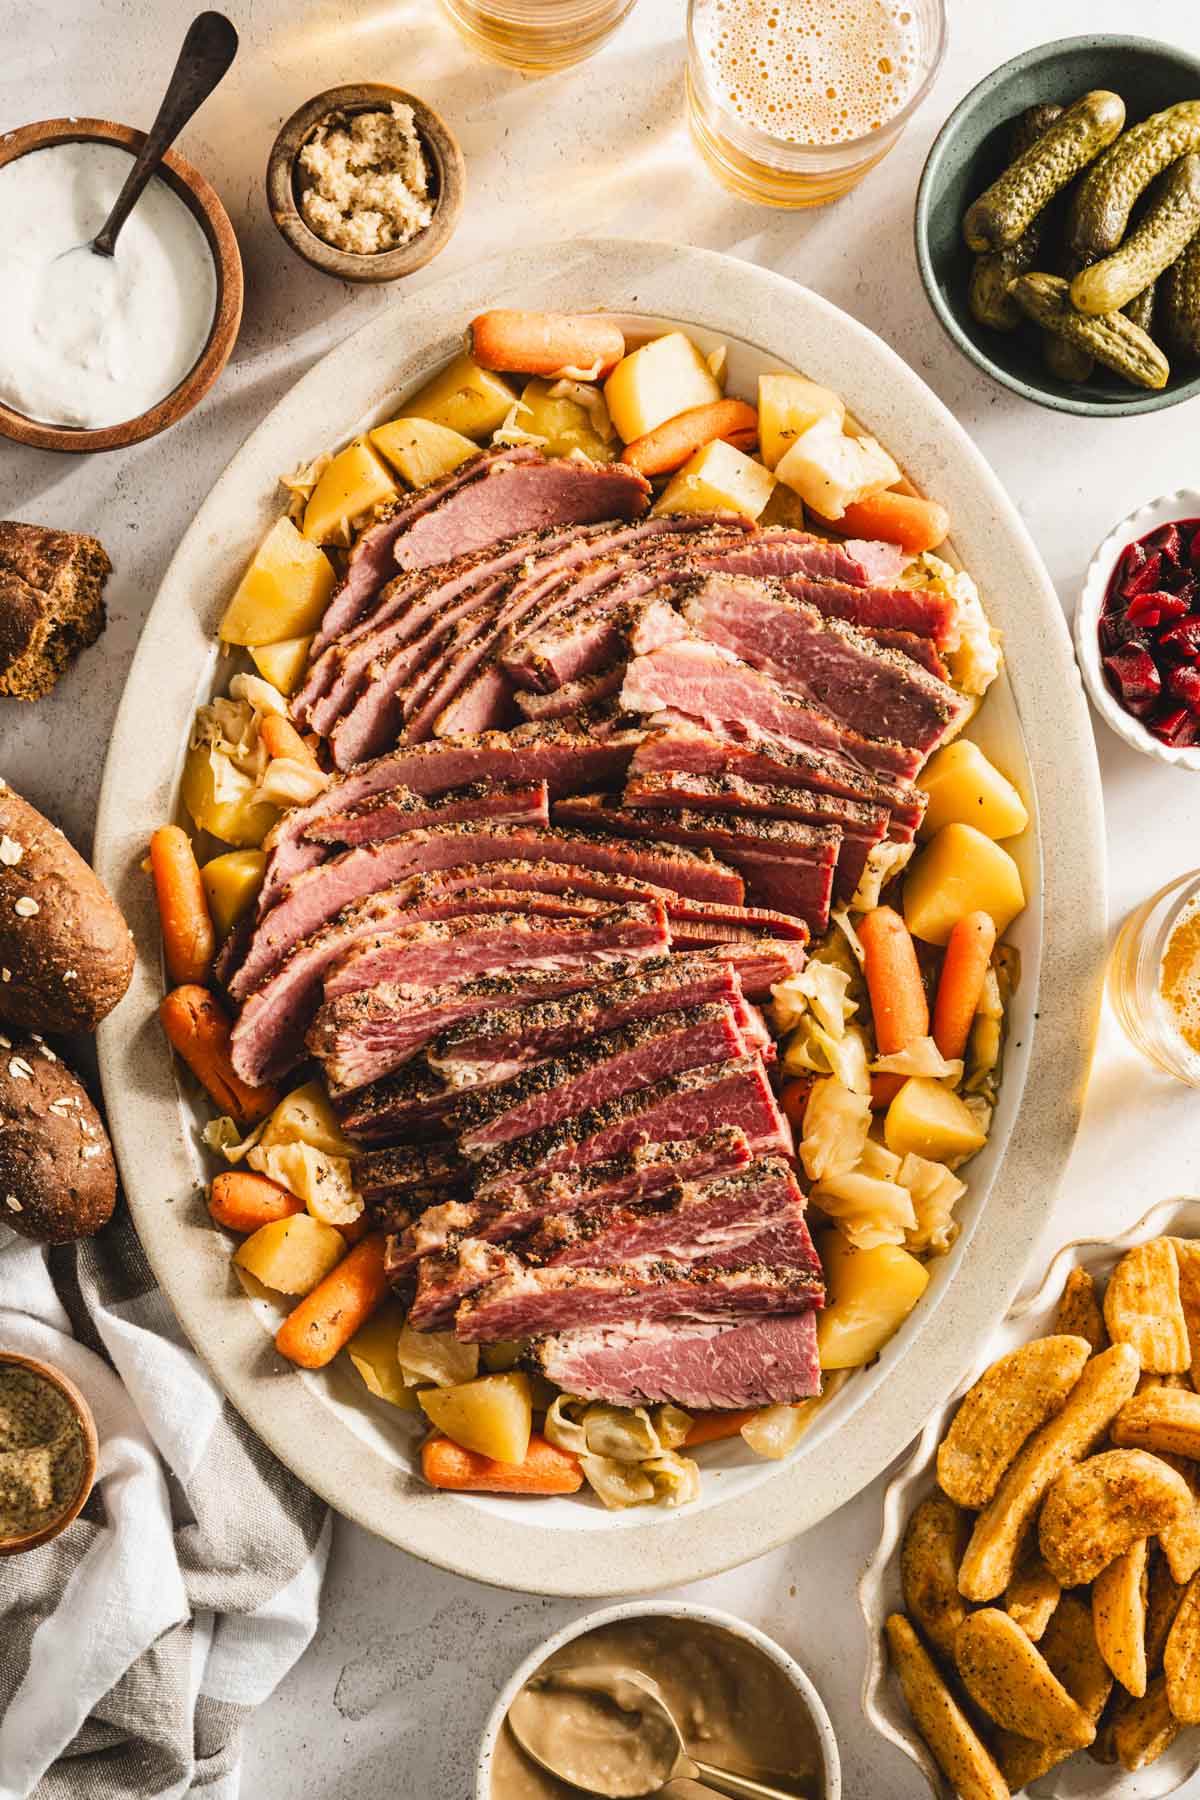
left=503, top=593, right=689, bottom=694
left=354, top=1139, right=467, bottom=1206
left=710, top=525, right=907, bottom=590
left=696, top=534, right=955, bottom=643
left=305, top=778, right=548, bottom=848
left=863, top=629, right=950, bottom=681
left=693, top=940, right=807, bottom=998
left=450, top=1003, right=749, bottom=1157
left=621, top=637, right=922, bottom=780
left=514, top=666, right=626, bottom=721
left=531, top=1309, right=822, bottom=1408
left=681, top=574, right=966, bottom=754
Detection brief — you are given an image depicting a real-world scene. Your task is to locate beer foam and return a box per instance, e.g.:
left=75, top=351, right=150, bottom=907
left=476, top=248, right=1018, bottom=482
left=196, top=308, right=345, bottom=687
left=694, top=0, right=921, bottom=144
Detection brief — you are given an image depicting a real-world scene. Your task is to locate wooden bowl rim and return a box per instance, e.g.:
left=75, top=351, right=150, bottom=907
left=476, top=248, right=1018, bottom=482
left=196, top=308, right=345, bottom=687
left=0, top=1351, right=99, bottom=1555
left=266, top=83, right=465, bottom=285
left=0, top=117, right=243, bottom=455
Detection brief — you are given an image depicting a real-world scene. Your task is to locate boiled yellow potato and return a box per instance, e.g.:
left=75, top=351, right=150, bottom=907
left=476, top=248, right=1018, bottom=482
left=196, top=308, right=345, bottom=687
left=903, top=822, right=1026, bottom=945
left=480, top=1340, right=523, bottom=1372
left=816, top=1232, right=930, bottom=1370
left=369, top=416, right=478, bottom=485
left=302, top=439, right=397, bottom=544
left=200, top=849, right=266, bottom=937
left=219, top=517, right=336, bottom=647
left=775, top=415, right=900, bottom=520
left=258, top=1080, right=357, bottom=1157
left=884, top=1077, right=988, bottom=1163
left=758, top=480, right=807, bottom=529
left=418, top=1371, right=533, bottom=1465
left=251, top=634, right=314, bottom=697
left=180, top=742, right=278, bottom=848
left=404, top=353, right=517, bottom=439
left=233, top=1214, right=345, bottom=1295
left=513, top=378, right=616, bottom=460
left=652, top=439, right=776, bottom=521
left=347, top=1302, right=420, bottom=1408
left=604, top=332, right=722, bottom=442
left=757, top=373, right=844, bottom=470
left=917, top=740, right=1029, bottom=841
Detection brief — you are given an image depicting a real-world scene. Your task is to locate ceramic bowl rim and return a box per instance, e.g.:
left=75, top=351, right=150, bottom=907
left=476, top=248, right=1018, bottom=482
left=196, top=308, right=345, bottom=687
left=0, top=1350, right=99, bottom=1555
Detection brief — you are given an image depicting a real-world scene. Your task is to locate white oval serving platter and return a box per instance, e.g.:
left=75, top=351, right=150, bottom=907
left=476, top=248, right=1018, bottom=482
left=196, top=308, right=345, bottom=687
left=94, top=238, right=1106, bottom=1596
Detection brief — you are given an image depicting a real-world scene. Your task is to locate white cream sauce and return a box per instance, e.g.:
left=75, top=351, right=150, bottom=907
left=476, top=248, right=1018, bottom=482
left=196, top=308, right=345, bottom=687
left=0, top=141, right=217, bottom=429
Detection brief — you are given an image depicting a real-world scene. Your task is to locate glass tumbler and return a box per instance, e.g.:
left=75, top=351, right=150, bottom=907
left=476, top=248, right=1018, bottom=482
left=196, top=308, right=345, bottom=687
left=439, top=0, right=638, bottom=72
left=1109, top=869, right=1200, bottom=1087
left=686, top=0, right=948, bottom=207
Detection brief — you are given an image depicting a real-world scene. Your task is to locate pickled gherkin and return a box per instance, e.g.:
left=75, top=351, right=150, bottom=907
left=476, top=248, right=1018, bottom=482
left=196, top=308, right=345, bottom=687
left=1071, top=155, right=1200, bottom=316
left=1008, top=273, right=1170, bottom=390
left=968, top=105, right=1063, bottom=332
left=963, top=91, right=1125, bottom=252
left=1163, top=231, right=1200, bottom=359
left=1071, top=99, right=1200, bottom=258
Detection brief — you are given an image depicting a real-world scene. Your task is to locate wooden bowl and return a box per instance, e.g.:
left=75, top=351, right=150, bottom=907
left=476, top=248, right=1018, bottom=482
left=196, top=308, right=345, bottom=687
left=267, top=84, right=465, bottom=284
left=0, top=119, right=242, bottom=456
left=0, top=1351, right=99, bottom=1556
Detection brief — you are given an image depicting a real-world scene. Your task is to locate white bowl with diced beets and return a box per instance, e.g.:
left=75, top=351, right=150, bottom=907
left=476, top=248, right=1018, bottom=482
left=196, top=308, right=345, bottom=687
left=93, top=239, right=1105, bottom=1595
left=1076, top=490, right=1200, bottom=773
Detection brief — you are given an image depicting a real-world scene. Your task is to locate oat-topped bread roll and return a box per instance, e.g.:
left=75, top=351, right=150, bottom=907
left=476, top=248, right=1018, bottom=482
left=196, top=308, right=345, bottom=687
left=0, top=521, right=110, bottom=701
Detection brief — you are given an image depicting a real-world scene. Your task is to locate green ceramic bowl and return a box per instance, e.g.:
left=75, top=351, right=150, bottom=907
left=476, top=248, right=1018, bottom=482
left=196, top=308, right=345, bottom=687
left=915, top=36, right=1200, bottom=417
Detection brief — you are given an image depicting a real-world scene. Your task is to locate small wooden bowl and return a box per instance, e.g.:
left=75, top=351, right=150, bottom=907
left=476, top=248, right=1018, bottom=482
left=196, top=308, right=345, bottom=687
left=0, top=1352, right=99, bottom=1556
left=0, top=119, right=242, bottom=456
left=267, top=84, right=465, bottom=285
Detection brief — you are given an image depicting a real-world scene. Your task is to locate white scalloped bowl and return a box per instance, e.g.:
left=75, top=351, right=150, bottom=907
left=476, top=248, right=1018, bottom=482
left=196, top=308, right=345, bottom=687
left=1075, top=490, right=1200, bottom=774
left=859, top=1194, right=1200, bottom=1800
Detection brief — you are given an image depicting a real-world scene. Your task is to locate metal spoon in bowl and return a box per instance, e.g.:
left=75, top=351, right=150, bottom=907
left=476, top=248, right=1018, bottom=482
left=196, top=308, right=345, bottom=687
left=507, top=1664, right=806, bottom=1800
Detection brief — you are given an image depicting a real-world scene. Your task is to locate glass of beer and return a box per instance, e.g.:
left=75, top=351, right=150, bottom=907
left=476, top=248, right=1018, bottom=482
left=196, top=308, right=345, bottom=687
left=440, top=0, right=639, bottom=72
left=687, top=0, right=948, bottom=207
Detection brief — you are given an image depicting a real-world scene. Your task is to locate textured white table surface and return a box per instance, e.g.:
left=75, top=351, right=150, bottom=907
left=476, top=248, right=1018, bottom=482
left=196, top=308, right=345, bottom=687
left=5, top=0, right=1200, bottom=1794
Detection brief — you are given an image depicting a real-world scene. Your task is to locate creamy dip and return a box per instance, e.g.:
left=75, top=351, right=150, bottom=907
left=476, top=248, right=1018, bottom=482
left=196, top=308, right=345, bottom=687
left=0, top=141, right=217, bottom=429
left=492, top=1616, right=823, bottom=1799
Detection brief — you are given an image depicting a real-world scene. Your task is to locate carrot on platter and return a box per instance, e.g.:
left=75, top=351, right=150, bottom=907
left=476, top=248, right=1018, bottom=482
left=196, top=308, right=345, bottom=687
left=684, top=1409, right=760, bottom=1447
left=621, top=398, right=759, bottom=477
left=932, top=911, right=998, bottom=1063
left=274, top=1234, right=390, bottom=1369
left=421, top=1431, right=583, bottom=1495
left=859, top=906, right=930, bottom=1106
left=149, top=825, right=216, bottom=985
left=836, top=489, right=950, bottom=556
left=209, top=1170, right=304, bottom=1234
left=159, top=985, right=280, bottom=1125
left=260, top=713, right=319, bottom=768
left=465, top=310, right=626, bottom=380
left=779, top=1076, right=812, bottom=1134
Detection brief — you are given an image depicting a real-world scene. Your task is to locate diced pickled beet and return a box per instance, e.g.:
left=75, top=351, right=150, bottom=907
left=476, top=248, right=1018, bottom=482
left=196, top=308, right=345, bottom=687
left=1100, top=615, right=1153, bottom=653
left=1151, top=706, right=1200, bottom=747
left=1128, top=590, right=1190, bottom=627
left=1146, top=523, right=1183, bottom=564
left=1123, top=551, right=1164, bottom=597
left=1104, top=646, right=1162, bottom=705
left=1167, top=664, right=1200, bottom=708
left=1157, top=618, right=1200, bottom=661
left=1125, top=695, right=1161, bottom=719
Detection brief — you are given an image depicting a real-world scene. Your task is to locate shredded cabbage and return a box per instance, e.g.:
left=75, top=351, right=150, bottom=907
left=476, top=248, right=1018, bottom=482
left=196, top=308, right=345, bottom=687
left=770, top=962, right=855, bottom=1037
left=279, top=452, right=331, bottom=522
left=201, top=1115, right=267, bottom=1163
left=544, top=1394, right=589, bottom=1456
left=871, top=1036, right=964, bottom=1083
left=229, top=671, right=289, bottom=717
left=859, top=1137, right=903, bottom=1180
left=799, top=1077, right=870, bottom=1181
left=902, top=553, right=1002, bottom=696
left=257, top=757, right=330, bottom=807
left=249, top=1140, right=362, bottom=1225
left=396, top=1325, right=478, bottom=1389
left=898, top=1153, right=966, bottom=1254
left=545, top=1397, right=698, bottom=1507
left=812, top=1168, right=917, bottom=1249
left=645, top=1452, right=700, bottom=1507
left=850, top=838, right=914, bottom=911
left=544, top=379, right=617, bottom=441
left=492, top=399, right=548, bottom=449
left=829, top=906, right=867, bottom=969
left=580, top=1455, right=656, bottom=1508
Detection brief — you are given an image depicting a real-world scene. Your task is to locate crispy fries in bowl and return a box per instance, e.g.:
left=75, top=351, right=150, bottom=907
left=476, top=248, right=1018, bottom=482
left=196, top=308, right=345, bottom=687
left=860, top=1196, right=1200, bottom=1799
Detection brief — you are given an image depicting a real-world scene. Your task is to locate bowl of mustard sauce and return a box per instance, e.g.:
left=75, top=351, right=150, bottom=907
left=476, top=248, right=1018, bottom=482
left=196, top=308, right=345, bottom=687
left=478, top=1600, right=841, bottom=1800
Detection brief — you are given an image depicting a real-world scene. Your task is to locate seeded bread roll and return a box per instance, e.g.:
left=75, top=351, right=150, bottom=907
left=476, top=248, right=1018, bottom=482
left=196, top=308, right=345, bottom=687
left=0, top=1036, right=116, bottom=1242
left=0, top=522, right=110, bottom=702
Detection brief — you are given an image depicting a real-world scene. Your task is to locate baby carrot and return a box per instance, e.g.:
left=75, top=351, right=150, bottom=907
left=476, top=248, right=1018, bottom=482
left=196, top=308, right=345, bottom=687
left=933, top=911, right=998, bottom=1062
left=274, top=1233, right=390, bottom=1369
left=149, top=825, right=216, bottom=985
left=209, top=1170, right=304, bottom=1233
left=859, top=906, right=930, bottom=1055
left=160, top=985, right=280, bottom=1125
left=779, top=1076, right=813, bottom=1134
left=621, top=399, right=759, bottom=477
left=260, top=713, right=318, bottom=768
left=465, top=310, right=626, bottom=380
left=836, top=489, right=951, bottom=555
left=685, top=1409, right=760, bottom=1447
left=421, top=1432, right=583, bottom=1495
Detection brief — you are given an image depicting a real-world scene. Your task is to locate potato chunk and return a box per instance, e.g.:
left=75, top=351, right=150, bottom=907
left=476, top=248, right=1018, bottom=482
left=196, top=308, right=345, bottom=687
left=902, top=822, right=1026, bottom=946
left=418, top=1371, right=533, bottom=1465
left=369, top=416, right=477, bottom=485
left=757, top=372, right=844, bottom=470
left=302, top=439, right=396, bottom=544
left=652, top=438, right=776, bottom=521
left=937, top=1336, right=1091, bottom=1508
left=884, top=1077, right=988, bottom=1164
left=234, top=1213, right=345, bottom=1295
left=347, top=1301, right=420, bottom=1408
left=200, top=849, right=266, bottom=938
left=512, top=378, right=616, bottom=460
left=604, top=332, right=722, bottom=442
left=1093, top=1538, right=1149, bottom=1697
left=404, top=353, right=517, bottom=439
left=917, top=740, right=1029, bottom=841
left=885, top=1614, right=1009, bottom=1800
left=901, top=1490, right=970, bottom=1660
left=1104, top=1239, right=1190, bottom=1374
left=258, top=1080, right=357, bottom=1157
left=251, top=633, right=314, bottom=697
left=1039, top=1450, right=1192, bottom=1587
left=219, top=516, right=336, bottom=647
left=954, top=1607, right=1097, bottom=1749
left=815, top=1232, right=929, bottom=1369
left=775, top=414, right=900, bottom=520
left=180, top=741, right=278, bottom=848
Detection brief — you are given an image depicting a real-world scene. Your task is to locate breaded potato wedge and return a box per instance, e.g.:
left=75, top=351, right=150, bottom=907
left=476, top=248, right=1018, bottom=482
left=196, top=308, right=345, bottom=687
left=1113, top=1385, right=1200, bottom=1459
left=938, top=1336, right=1092, bottom=1509
left=1104, top=1239, right=1189, bottom=1374
left=1112, top=1675, right=1182, bottom=1771
left=1171, top=1238, right=1200, bottom=1390
left=1005, top=1545, right=1060, bottom=1641
left=958, top=1344, right=1141, bottom=1602
left=955, top=1607, right=1096, bottom=1749
left=1165, top=1569, right=1200, bottom=1722
left=1145, top=1552, right=1186, bottom=1672
left=1039, top=1450, right=1193, bottom=1588
left=885, top=1614, right=1010, bottom=1800
left=1093, top=1538, right=1149, bottom=1696
left=1054, top=1266, right=1108, bottom=1353
left=1155, top=1453, right=1200, bottom=1585
left=994, top=1592, right=1113, bottom=1789
left=902, top=1490, right=971, bottom=1661
left=1137, top=1370, right=1191, bottom=1395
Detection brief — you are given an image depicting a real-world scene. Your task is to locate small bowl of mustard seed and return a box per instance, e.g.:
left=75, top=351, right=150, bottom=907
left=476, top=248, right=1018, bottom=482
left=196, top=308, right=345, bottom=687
left=0, top=1353, right=98, bottom=1555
